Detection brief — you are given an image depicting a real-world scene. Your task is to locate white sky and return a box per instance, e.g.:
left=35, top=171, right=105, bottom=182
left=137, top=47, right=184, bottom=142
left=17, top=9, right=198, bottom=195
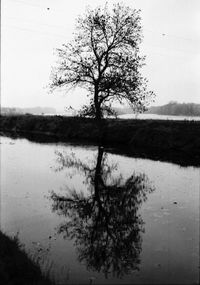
left=1, top=0, right=200, bottom=111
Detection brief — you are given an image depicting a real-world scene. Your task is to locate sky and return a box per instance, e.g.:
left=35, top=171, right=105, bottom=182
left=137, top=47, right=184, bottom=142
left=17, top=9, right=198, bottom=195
left=1, top=0, right=200, bottom=111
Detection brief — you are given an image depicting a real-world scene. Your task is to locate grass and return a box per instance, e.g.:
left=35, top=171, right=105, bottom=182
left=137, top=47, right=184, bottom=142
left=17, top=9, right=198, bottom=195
left=0, top=231, right=54, bottom=285
left=0, top=114, right=200, bottom=166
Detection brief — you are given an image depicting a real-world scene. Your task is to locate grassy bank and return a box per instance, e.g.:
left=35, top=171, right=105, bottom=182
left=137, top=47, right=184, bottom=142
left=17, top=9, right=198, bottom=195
left=0, top=231, right=54, bottom=285
left=0, top=114, right=200, bottom=166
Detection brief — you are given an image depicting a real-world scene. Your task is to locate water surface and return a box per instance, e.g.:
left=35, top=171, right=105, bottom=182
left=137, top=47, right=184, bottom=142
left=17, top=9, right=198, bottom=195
left=118, top=113, right=200, bottom=121
left=0, top=136, right=199, bottom=284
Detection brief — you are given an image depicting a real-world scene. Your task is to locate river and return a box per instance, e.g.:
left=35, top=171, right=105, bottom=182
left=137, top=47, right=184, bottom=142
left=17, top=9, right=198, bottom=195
left=0, top=135, right=199, bottom=284
left=118, top=113, right=200, bottom=121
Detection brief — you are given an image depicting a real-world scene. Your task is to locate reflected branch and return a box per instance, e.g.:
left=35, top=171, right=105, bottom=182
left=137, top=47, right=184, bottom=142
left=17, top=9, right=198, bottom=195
left=50, top=146, right=154, bottom=278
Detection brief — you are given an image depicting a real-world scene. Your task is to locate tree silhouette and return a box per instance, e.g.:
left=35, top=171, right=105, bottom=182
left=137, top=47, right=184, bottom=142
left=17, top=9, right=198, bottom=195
left=50, top=147, right=154, bottom=278
left=49, top=3, right=154, bottom=120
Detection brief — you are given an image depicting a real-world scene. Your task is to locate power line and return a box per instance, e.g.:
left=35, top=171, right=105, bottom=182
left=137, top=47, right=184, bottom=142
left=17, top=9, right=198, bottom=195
left=6, top=0, right=199, bottom=43
left=2, top=24, right=68, bottom=39
left=5, top=18, right=198, bottom=45
left=4, top=25, right=198, bottom=58
left=6, top=16, right=71, bottom=31
left=4, top=1, right=199, bottom=55
left=3, top=24, right=198, bottom=56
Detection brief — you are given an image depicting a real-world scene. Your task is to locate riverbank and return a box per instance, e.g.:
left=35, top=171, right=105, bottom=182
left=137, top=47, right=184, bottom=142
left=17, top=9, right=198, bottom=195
left=0, top=231, right=54, bottom=285
left=1, top=114, right=200, bottom=166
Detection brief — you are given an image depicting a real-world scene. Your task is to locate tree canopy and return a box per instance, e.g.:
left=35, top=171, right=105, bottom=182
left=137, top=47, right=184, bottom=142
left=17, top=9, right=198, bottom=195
left=50, top=3, right=154, bottom=119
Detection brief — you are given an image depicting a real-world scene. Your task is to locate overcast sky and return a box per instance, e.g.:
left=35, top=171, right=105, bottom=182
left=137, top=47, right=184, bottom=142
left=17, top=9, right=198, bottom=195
left=1, top=0, right=200, bottom=111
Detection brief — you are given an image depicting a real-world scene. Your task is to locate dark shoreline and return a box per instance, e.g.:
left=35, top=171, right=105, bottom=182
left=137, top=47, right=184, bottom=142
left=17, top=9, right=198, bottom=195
left=1, top=114, right=200, bottom=167
left=0, top=231, right=54, bottom=285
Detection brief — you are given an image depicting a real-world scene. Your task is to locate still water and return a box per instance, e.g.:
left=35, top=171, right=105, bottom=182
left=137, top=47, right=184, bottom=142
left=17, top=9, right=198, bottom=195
left=0, top=136, right=199, bottom=284
left=118, top=113, right=200, bottom=121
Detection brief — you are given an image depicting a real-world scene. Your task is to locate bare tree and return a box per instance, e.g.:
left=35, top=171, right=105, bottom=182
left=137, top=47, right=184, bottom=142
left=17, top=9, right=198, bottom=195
left=49, top=3, right=154, bottom=120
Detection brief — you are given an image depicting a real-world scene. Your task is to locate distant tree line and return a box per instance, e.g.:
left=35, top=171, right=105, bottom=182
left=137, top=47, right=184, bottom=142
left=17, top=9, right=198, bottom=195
left=0, top=107, right=57, bottom=115
left=114, top=102, right=200, bottom=117
left=146, top=102, right=200, bottom=116
left=1, top=102, right=200, bottom=117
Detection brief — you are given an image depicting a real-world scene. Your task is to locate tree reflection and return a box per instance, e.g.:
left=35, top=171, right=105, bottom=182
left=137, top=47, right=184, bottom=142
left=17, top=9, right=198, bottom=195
left=50, top=146, right=154, bottom=278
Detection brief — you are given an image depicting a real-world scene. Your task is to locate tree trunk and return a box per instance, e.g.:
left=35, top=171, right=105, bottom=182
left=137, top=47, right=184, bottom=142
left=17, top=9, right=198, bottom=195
left=94, top=83, right=105, bottom=144
left=94, top=84, right=101, bottom=121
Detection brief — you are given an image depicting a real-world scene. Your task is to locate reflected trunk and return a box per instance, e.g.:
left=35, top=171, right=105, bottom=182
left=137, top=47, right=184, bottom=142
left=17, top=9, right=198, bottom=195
left=50, top=145, right=155, bottom=278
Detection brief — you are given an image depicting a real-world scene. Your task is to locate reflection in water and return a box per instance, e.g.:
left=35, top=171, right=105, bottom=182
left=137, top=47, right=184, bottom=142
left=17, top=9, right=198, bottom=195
left=50, top=146, right=154, bottom=278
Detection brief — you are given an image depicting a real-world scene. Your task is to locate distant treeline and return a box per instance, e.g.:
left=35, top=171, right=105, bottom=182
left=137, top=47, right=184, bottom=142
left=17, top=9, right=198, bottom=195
left=1, top=102, right=200, bottom=117
left=0, top=106, right=57, bottom=115
left=115, top=102, right=200, bottom=116
left=146, top=102, right=200, bottom=116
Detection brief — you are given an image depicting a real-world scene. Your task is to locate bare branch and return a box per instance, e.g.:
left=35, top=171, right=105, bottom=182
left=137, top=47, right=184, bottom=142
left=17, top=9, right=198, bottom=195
left=49, top=3, right=154, bottom=119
